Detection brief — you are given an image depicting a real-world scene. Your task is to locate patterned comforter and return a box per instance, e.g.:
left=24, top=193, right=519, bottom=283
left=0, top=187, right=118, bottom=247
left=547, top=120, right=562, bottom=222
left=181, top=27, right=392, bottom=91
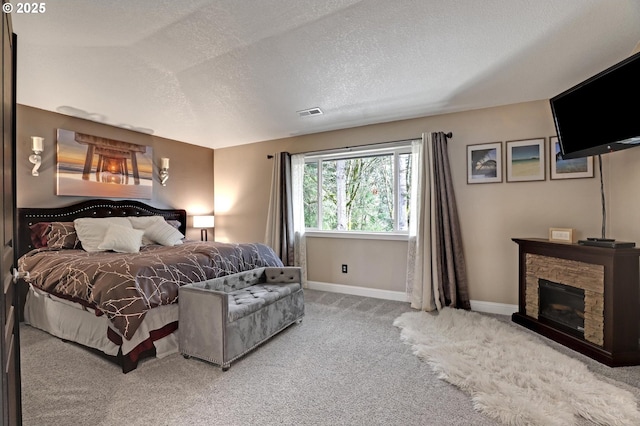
left=18, top=241, right=284, bottom=340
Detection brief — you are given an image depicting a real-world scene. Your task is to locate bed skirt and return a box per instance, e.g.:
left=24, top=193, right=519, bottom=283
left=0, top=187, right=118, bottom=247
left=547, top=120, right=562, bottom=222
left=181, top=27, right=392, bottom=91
left=24, top=286, right=178, bottom=372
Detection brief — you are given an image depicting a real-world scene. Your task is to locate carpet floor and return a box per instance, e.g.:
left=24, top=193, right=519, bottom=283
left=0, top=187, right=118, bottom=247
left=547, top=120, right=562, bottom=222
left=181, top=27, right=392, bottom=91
left=19, top=290, right=640, bottom=425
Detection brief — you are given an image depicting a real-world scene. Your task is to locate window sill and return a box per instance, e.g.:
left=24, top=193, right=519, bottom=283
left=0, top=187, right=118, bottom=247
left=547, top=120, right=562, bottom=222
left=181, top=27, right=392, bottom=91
left=304, top=230, right=409, bottom=241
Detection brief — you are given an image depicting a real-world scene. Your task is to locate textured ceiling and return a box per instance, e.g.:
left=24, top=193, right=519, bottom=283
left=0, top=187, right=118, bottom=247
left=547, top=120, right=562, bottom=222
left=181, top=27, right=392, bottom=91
left=11, top=0, right=640, bottom=149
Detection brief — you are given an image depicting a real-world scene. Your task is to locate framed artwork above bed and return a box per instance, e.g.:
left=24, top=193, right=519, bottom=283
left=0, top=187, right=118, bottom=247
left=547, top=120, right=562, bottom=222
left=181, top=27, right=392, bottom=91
left=56, top=128, right=153, bottom=198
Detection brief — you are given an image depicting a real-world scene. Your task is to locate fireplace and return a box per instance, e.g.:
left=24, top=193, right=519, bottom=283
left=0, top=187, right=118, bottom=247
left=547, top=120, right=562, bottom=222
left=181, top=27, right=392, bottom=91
left=538, top=279, right=585, bottom=338
left=522, top=252, right=604, bottom=346
left=512, top=238, right=640, bottom=367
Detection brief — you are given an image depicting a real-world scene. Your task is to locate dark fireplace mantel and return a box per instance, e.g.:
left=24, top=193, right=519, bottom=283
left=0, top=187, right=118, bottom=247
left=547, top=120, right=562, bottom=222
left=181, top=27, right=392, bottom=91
left=512, top=238, right=640, bottom=367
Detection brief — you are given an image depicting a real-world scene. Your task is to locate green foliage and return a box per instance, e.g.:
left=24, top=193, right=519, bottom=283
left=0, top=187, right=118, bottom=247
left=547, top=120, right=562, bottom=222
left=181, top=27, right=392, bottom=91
left=304, top=152, right=411, bottom=232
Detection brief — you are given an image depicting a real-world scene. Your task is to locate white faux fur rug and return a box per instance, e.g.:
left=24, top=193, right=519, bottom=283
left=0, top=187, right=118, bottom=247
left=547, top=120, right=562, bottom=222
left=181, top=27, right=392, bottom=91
left=394, top=308, right=640, bottom=426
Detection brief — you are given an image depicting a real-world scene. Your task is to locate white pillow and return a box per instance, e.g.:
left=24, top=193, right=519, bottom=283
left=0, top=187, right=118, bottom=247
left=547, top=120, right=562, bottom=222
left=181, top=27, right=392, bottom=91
left=98, top=224, right=144, bottom=253
left=73, top=217, right=133, bottom=252
left=128, top=215, right=165, bottom=229
left=144, top=220, right=184, bottom=246
left=128, top=216, right=166, bottom=245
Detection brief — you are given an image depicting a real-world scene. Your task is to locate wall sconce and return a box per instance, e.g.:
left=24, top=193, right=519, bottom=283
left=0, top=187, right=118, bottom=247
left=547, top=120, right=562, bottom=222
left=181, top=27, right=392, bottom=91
left=29, top=136, right=44, bottom=176
left=159, top=157, right=169, bottom=186
left=193, top=215, right=215, bottom=241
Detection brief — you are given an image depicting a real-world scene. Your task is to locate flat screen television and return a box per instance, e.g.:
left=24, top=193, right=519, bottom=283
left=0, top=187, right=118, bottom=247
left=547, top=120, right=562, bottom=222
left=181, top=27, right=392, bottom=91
left=550, top=50, right=640, bottom=160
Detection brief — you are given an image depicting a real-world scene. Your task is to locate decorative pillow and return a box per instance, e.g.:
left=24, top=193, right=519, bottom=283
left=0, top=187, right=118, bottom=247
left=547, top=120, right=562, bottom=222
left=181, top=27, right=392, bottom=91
left=128, top=216, right=166, bottom=245
left=73, top=217, right=133, bottom=252
left=97, top=224, right=144, bottom=253
left=144, top=220, right=184, bottom=246
left=127, top=215, right=165, bottom=230
left=29, top=222, right=51, bottom=248
left=166, top=219, right=182, bottom=230
left=48, top=222, right=82, bottom=249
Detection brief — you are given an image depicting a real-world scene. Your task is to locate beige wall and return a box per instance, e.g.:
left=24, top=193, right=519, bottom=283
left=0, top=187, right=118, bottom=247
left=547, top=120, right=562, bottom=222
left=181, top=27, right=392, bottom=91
left=608, top=146, right=640, bottom=242
left=16, top=105, right=214, bottom=241
left=214, top=100, right=620, bottom=305
left=306, top=238, right=408, bottom=292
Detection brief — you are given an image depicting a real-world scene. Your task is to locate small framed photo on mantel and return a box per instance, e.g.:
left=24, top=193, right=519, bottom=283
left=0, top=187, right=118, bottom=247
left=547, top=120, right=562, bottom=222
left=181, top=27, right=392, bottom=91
left=549, top=227, right=576, bottom=243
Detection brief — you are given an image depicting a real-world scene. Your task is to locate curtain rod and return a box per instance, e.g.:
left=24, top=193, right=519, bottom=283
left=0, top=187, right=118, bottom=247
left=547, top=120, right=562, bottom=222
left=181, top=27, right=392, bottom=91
left=266, top=132, right=452, bottom=159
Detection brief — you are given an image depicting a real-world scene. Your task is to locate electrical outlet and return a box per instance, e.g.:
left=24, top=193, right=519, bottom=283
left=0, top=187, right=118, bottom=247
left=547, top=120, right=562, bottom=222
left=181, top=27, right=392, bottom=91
left=341, top=264, right=348, bottom=273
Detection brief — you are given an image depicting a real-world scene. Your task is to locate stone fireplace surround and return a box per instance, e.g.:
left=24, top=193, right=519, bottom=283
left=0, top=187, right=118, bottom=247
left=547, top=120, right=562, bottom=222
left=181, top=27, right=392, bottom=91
left=525, top=254, right=604, bottom=346
left=512, top=238, right=640, bottom=367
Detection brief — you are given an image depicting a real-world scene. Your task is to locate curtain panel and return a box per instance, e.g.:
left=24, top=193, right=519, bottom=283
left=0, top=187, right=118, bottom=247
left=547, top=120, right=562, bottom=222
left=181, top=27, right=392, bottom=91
left=407, top=132, right=470, bottom=311
left=291, top=154, right=308, bottom=285
left=265, top=152, right=294, bottom=265
left=265, top=152, right=308, bottom=284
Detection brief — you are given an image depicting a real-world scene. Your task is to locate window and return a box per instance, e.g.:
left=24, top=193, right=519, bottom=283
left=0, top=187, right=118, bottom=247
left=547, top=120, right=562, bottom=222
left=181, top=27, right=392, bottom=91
left=303, top=141, right=415, bottom=233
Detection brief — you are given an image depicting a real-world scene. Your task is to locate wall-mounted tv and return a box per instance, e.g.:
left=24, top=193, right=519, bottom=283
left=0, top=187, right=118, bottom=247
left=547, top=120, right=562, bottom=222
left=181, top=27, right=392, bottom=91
left=550, top=50, right=640, bottom=160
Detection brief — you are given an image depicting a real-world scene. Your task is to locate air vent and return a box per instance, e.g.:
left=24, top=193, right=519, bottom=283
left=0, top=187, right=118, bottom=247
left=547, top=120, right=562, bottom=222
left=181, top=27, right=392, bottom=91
left=297, top=107, right=323, bottom=117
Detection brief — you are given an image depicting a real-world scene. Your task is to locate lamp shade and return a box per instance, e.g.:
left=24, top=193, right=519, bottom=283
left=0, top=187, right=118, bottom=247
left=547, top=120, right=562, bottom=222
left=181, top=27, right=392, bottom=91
left=193, top=215, right=215, bottom=228
left=31, top=136, right=44, bottom=152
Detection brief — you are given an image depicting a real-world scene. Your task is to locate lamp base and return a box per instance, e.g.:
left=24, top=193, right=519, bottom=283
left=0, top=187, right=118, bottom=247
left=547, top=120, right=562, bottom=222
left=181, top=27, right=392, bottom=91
left=159, top=168, right=169, bottom=186
left=200, top=229, right=208, bottom=241
left=29, top=153, right=42, bottom=176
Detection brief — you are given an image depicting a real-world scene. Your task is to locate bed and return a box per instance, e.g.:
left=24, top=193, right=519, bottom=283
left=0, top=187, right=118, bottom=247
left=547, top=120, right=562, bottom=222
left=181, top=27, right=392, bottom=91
left=16, top=199, right=284, bottom=373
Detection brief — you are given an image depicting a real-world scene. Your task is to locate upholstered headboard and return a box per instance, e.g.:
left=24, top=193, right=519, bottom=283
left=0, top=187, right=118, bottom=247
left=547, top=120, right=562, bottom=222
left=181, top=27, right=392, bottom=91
left=16, top=199, right=187, bottom=259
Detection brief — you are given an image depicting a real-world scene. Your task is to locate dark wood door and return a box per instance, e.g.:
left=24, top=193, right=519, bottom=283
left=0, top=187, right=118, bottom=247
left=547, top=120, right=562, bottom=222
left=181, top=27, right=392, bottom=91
left=0, top=5, right=20, bottom=424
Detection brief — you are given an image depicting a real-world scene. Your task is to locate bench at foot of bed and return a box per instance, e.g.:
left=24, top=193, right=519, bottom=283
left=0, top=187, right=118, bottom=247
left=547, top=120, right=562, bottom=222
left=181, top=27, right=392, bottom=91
left=178, top=267, right=305, bottom=370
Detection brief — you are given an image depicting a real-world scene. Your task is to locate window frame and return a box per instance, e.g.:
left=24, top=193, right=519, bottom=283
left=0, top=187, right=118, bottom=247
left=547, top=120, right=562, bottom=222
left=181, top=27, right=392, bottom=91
left=302, top=140, right=415, bottom=236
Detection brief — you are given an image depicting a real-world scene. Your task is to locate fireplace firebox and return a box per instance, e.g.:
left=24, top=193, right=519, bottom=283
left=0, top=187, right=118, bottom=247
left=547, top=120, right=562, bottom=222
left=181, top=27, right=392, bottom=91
left=538, top=279, right=585, bottom=337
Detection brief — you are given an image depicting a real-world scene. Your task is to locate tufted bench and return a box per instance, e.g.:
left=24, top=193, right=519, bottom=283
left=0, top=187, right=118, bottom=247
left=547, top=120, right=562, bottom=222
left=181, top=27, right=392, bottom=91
left=178, top=266, right=304, bottom=370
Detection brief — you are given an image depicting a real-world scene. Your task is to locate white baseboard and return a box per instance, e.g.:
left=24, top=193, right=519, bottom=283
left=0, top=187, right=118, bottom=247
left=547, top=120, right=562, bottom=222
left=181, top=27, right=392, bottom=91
left=306, top=281, right=518, bottom=316
left=306, top=281, right=408, bottom=302
left=470, top=300, right=518, bottom=316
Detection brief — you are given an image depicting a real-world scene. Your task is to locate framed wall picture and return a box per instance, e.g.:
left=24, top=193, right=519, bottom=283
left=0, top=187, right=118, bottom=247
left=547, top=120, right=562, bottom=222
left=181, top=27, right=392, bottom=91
left=549, top=136, right=594, bottom=180
left=56, top=128, right=153, bottom=198
left=506, top=138, right=545, bottom=182
left=467, top=142, right=502, bottom=184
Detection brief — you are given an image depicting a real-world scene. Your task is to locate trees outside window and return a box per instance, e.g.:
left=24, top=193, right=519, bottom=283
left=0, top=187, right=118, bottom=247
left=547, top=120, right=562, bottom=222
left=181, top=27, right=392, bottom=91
left=303, top=143, right=413, bottom=233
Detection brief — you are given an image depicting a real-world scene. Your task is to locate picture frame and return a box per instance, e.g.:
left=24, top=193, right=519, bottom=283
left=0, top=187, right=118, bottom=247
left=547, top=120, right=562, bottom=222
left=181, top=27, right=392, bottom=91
left=506, top=138, right=545, bottom=182
left=549, top=136, right=594, bottom=180
left=467, top=142, right=502, bottom=184
left=56, top=128, right=154, bottom=199
left=549, top=227, right=576, bottom=243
